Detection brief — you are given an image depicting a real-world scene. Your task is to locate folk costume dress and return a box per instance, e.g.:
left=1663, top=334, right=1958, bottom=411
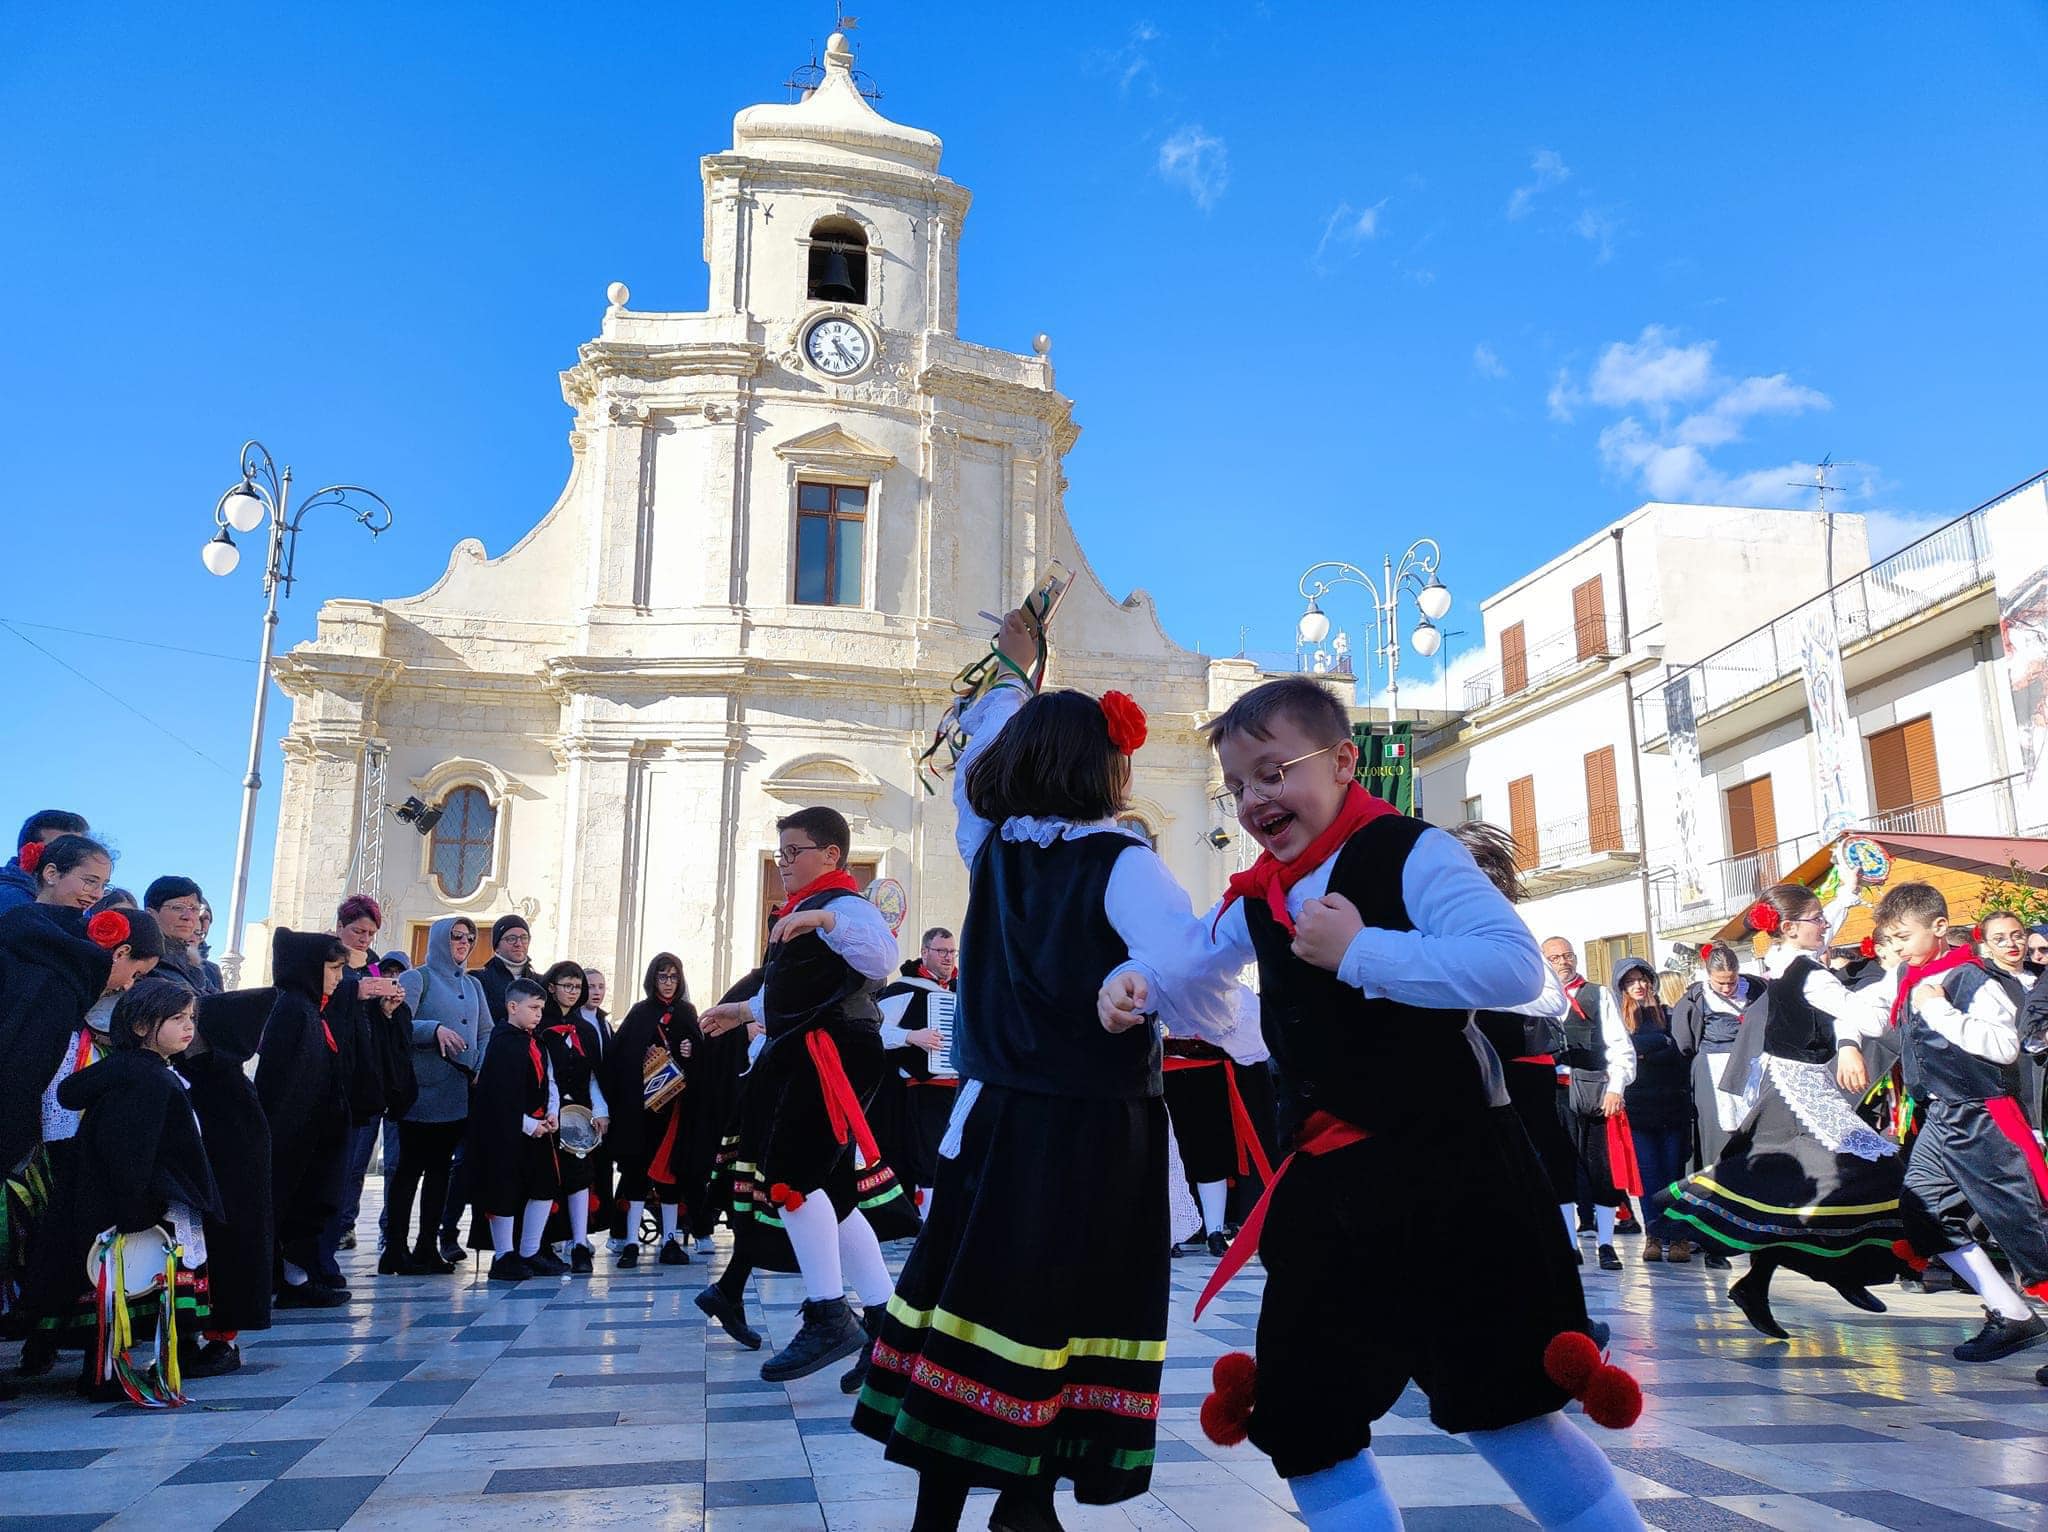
left=1471, top=967, right=1576, bottom=1206
left=1838, top=954, right=2048, bottom=1291
left=1655, top=945, right=1904, bottom=1285
left=728, top=874, right=920, bottom=1267
left=255, top=931, right=358, bottom=1283
left=1174, top=788, right=1596, bottom=1480
left=174, top=988, right=274, bottom=1335
left=871, top=962, right=959, bottom=1199
left=604, top=972, right=700, bottom=1216
left=852, top=680, right=1242, bottom=1505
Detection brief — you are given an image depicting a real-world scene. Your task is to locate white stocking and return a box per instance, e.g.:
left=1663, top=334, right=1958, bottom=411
left=838, top=1210, right=893, bottom=1308
left=1942, top=1242, right=2033, bottom=1320
left=622, top=1200, right=645, bottom=1248
left=489, top=1215, right=515, bottom=1256
left=1594, top=1206, right=1616, bottom=1246
left=567, top=1192, right=590, bottom=1248
left=658, top=1202, right=680, bottom=1240
left=782, top=1192, right=845, bottom=1301
left=1560, top=1205, right=1579, bottom=1247
left=1197, top=1180, right=1229, bottom=1236
left=518, top=1199, right=552, bottom=1257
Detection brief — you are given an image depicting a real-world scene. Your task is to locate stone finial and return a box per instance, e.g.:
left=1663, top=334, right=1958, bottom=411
left=825, top=32, right=854, bottom=72
left=1032, top=333, right=1052, bottom=356
left=606, top=281, right=631, bottom=309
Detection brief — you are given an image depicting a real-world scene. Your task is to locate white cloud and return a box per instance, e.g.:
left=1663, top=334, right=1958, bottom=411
left=1573, top=206, right=1622, bottom=263
left=1557, top=325, right=1839, bottom=504
left=1474, top=343, right=1507, bottom=380
left=1158, top=125, right=1228, bottom=210
left=1506, top=148, right=1569, bottom=219
left=1091, top=21, right=1162, bottom=95
left=1310, top=197, right=1387, bottom=272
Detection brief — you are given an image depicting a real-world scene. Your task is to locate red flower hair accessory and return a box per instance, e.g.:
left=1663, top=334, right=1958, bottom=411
left=17, top=842, right=43, bottom=875
left=1697, top=944, right=1714, bottom=960
left=1859, top=936, right=1877, bottom=959
left=1970, top=924, right=1984, bottom=943
left=1100, top=691, right=1148, bottom=755
left=1745, top=901, right=1781, bottom=936
left=87, top=910, right=130, bottom=950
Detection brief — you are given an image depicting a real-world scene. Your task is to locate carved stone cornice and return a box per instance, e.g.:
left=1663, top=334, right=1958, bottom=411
left=272, top=652, right=403, bottom=705
left=918, top=362, right=1076, bottom=432
left=568, top=339, right=766, bottom=388
left=701, top=154, right=972, bottom=222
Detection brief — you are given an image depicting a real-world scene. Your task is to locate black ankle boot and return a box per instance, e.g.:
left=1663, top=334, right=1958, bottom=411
left=759, top=1295, right=864, bottom=1382
left=990, top=1481, right=1064, bottom=1532
left=840, top=1303, right=887, bottom=1395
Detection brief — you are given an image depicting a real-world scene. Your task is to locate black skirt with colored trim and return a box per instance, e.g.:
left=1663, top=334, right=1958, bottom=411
left=852, top=1085, right=1169, bottom=1505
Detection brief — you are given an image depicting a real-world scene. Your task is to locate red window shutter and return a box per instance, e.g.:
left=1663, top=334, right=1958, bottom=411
left=1572, top=576, right=1607, bottom=660
left=1584, top=747, right=1621, bottom=853
left=1508, top=776, right=1539, bottom=869
left=1501, top=623, right=1528, bottom=696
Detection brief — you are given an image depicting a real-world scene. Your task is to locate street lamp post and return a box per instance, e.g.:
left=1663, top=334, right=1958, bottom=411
left=1295, top=539, right=1452, bottom=721
left=203, top=440, right=392, bottom=987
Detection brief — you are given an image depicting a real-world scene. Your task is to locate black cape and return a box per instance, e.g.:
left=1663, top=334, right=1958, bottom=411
left=176, top=985, right=275, bottom=1332
left=467, top=1023, right=554, bottom=1220
left=0, top=905, right=113, bottom=1177
left=255, top=930, right=354, bottom=1254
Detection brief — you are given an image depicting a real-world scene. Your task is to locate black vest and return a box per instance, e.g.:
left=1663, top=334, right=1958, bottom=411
left=1905, top=963, right=2029, bottom=1103
left=761, top=888, right=882, bottom=1041
left=957, top=831, right=1148, bottom=1099
left=541, top=1015, right=604, bottom=1108
left=1245, top=816, right=1504, bottom=1137
left=1761, top=955, right=1836, bottom=1064
left=1562, top=982, right=1609, bottom=1074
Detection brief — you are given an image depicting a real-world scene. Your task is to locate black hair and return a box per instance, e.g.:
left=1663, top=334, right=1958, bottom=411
left=775, top=806, right=851, bottom=867
left=1703, top=943, right=1742, bottom=975
left=318, top=935, right=348, bottom=965
left=505, top=977, right=547, bottom=1006
left=541, top=960, right=588, bottom=1011
left=1749, top=881, right=1823, bottom=935
left=1875, top=881, right=1948, bottom=928
left=111, top=978, right=195, bottom=1053
left=89, top=888, right=137, bottom=916
left=16, top=809, right=88, bottom=848
left=642, top=951, right=688, bottom=1004
left=920, top=927, right=955, bottom=947
left=35, top=834, right=113, bottom=886
left=1450, top=822, right=1524, bottom=904
left=1204, top=675, right=1352, bottom=751
left=964, top=690, right=1130, bottom=824
left=105, top=908, right=165, bottom=961
left=144, top=874, right=202, bottom=911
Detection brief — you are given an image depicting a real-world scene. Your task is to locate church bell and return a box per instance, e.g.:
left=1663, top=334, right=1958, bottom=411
left=813, top=247, right=861, bottom=302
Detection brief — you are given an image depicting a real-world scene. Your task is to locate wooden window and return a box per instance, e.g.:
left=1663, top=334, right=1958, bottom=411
left=428, top=786, right=496, bottom=899
left=1584, top=933, right=1650, bottom=986
left=1584, top=746, right=1622, bottom=853
left=793, top=481, right=867, bottom=607
left=1867, top=716, right=1944, bottom=828
left=1725, top=774, right=1781, bottom=883
left=408, top=920, right=494, bottom=969
left=1500, top=622, right=1528, bottom=696
left=1572, top=575, right=1607, bottom=660
left=760, top=855, right=880, bottom=956
left=1507, top=775, right=1538, bottom=870
left=1461, top=794, right=1484, bottom=824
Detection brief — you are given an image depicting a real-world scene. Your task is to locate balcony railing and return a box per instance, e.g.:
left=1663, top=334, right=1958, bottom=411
left=1866, top=775, right=2026, bottom=837
left=1465, top=612, right=1621, bottom=712
left=1635, top=491, right=2022, bottom=743
left=1524, top=808, right=1643, bottom=874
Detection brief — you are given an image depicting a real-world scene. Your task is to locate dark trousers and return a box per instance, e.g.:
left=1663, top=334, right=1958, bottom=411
left=439, top=1136, right=471, bottom=1242
left=1629, top=1119, right=1691, bottom=1241
left=1902, top=1097, right=2048, bottom=1286
left=320, top=1118, right=380, bottom=1266
left=388, top=1119, right=465, bottom=1257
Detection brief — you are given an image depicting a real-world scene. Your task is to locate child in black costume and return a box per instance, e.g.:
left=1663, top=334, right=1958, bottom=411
left=605, top=952, right=699, bottom=1269
left=468, top=978, right=561, bottom=1281
left=539, top=961, right=610, bottom=1273
left=256, top=930, right=354, bottom=1309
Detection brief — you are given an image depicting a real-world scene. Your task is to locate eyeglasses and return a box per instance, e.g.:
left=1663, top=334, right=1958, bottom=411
left=449, top=932, right=476, bottom=946
left=1212, top=745, right=1339, bottom=816
left=2030, top=942, right=2048, bottom=959
left=1783, top=912, right=1827, bottom=928
left=550, top=977, right=582, bottom=989
left=775, top=844, right=826, bottom=864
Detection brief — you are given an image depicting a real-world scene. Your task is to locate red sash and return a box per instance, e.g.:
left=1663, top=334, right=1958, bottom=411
left=1162, top=1057, right=1276, bottom=1181
left=1605, top=1111, right=1645, bottom=1197
left=807, top=1030, right=881, bottom=1164
left=318, top=992, right=337, bottom=1053
left=1194, top=1111, right=1368, bottom=1320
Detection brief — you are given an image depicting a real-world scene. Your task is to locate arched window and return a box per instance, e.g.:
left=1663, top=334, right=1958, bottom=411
left=429, top=786, right=496, bottom=898
left=807, top=217, right=869, bottom=304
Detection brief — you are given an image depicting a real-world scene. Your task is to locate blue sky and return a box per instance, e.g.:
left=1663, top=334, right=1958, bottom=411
left=2, top=2, right=2044, bottom=928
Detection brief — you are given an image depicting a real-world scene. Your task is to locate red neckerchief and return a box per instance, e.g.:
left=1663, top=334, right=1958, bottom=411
left=547, top=1021, right=585, bottom=1055
left=1212, top=782, right=1397, bottom=937
left=1564, top=976, right=1591, bottom=1020
left=773, top=868, right=861, bottom=921
left=916, top=964, right=952, bottom=988
left=1888, top=946, right=1979, bottom=1027
left=318, top=992, right=337, bottom=1053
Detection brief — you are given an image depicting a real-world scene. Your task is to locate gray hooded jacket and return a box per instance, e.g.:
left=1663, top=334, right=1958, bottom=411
left=397, top=916, right=491, bottom=1123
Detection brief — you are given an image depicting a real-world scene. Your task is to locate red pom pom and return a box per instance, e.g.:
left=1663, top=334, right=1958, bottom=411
left=1199, top=1391, right=1251, bottom=1447
left=17, top=842, right=42, bottom=874
left=1100, top=691, right=1149, bottom=755
left=1746, top=901, right=1781, bottom=936
left=86, top=910, right=129, bottom=949
left=1859, top=936, right=1877, bottom=959
left=1211, top=1350, right=1258, bottom=1407
left=768, top=1182, right=805, bottom=1212
left=1891, top=1238, right=1929, bottom=1274
left=1543, top=1331, right=1601, bottom=1394
left=1581, top=1364, right=1643, bottom=1429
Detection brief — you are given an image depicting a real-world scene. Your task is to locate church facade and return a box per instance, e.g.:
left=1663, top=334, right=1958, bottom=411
left=266, top=34, right=1260, bottom=991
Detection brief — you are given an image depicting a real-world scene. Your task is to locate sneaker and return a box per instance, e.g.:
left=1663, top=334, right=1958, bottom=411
left=525, top=1249, right=570, bottom=1277
left=1169, top=1243, right=1186, bottom=1260
left=276, top=1280, right=348, bottom=1309
left=1954, top=1310, right=2048, bottom=1363
left=1615, top=1208, right=1641, bottom=1235
left=1704, top=1251, right=1731, bottom=1270
left=840, top=1305, right=887, bottom=1395
left=1587, top=1320, right=1611, bottom=1349
left=1642, top=1238, right=1664, bottom=1262
left=571, top=1244, right=594, bottom=1275
left=1206, top=1231, right=1231, bottom=1258
left=182, top=1339, right=242, bottom=1378
left=337, top=1231, right=357, bottom=1251
left=1728, top=1272, right=1789, bottom=1340
left=659, top=1238, right=689, bottom=1266
left=489, top=1254, right=532, bottom=1283
left=1598, top=1245, right=1623, bottom=1272
left=617, top=1243, right=640, bottom=1269
left=438, top=1235, right=467, bottom=1265
left=696, top=1284, right=765, bottom=1350
left=760, top=1296, right=864, bottom=1383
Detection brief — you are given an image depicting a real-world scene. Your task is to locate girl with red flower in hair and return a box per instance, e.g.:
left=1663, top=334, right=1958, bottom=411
left=1656, top=876, right=1906, bottom=1339
left=851, top=609, right=1243, bottom=1532
left=0, top=810, right=90, bottom=914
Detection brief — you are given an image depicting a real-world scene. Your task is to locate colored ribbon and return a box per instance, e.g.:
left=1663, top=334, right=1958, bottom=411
left=806, top=1029, right=881, bottom=1165
left=1160, top=1056, right=1276, bottom=1183
left=1194, top=1111, right=1368, bottom=1320
left=1985, top=1095, right=2048, bottom=1203
left=1604, top=1110, right=1645, bottom=1198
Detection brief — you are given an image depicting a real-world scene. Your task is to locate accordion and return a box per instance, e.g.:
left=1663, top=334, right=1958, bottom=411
left=642, top=1045, right=686, bottom=1114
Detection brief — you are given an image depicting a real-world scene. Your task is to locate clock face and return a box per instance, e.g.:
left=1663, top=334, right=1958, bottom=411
left=805, top=316, right=871, bottom=377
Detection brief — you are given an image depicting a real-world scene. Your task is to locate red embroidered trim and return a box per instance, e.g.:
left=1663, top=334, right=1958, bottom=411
left=869, top=1342, right=1159, bottom=1425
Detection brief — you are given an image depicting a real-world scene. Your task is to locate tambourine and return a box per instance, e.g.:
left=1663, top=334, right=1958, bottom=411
left=558, top=1104, right=599, bottom=1158
left=87, top=1226, right=176, bottom=1299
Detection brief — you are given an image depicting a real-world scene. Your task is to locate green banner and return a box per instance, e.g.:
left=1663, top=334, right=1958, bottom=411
left=1354, top=723, right=1414, bottom=814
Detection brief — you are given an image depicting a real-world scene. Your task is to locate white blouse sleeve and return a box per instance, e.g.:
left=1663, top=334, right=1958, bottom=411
left=1597, top=987, right=1637, bottom=1091
left=1102, top=846, right=1242, bottom=1046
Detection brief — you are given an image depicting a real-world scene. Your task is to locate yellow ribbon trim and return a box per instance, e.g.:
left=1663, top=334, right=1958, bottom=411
left=885, top=1295, right=1166, bottom=1368
left=1689, top=1175, right=1899, bottom=1218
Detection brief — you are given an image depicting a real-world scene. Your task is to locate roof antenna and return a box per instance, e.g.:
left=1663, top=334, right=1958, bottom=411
left=1789, top=453, right=1839, bottom=589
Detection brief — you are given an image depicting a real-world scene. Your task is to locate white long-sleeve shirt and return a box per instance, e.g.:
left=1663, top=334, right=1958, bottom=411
left=1873, top=962, right=2036, bottom=1066
left=1563, top=978, right=1636, bottom=1091
left=949, top=680, right=1241, bottom=1047
left=520, top=1053, right=561, bottom=1136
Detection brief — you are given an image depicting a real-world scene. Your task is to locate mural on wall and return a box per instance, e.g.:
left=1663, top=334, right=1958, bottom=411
left=1987, top=478, right=2048, bottom=833
left=1664, top=676, right=1706, bottom=907
left=1797, top=605, right=1860, bottom=836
